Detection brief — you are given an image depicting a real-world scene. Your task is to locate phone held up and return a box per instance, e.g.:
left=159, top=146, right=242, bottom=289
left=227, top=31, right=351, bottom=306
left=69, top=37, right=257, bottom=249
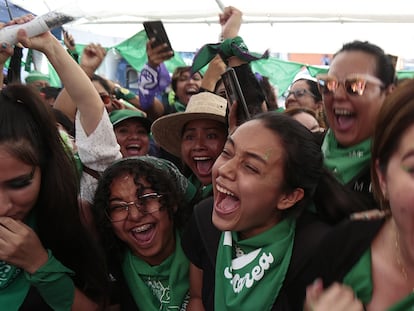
left=143, top=20, right=174, bottom=55
left=221, top=67, right=251, bottom=125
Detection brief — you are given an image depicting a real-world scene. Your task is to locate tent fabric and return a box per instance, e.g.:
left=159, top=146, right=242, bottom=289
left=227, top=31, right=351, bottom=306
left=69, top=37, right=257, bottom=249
left=0, top=0, right=31, bottom=22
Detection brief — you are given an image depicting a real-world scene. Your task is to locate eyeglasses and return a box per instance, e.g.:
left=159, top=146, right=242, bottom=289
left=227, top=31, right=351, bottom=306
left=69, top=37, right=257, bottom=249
left=100, top=94, right=112, bottom=105
left=283, top=89, right=316, bottom=99
left=106, top=192, right=164, bottom=222
left=316, top=74, right=384, bottom=96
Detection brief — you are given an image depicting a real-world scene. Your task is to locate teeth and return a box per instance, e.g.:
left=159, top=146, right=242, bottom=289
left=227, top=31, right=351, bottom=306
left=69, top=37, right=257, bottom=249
left=132, top=224, right=152, bottom=233
left=334, top=108, right=353, bottom=116
left=194, top=156, right=210, bottom=161
left=127, top=144, right=141, bottom=149
left=216, top=184, right=235, bottom=197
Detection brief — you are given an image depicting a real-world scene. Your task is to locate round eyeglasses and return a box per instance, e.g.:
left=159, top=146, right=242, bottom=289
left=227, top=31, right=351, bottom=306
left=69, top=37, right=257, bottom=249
left=283, top=89, right=316, bottom=99
left=106, top=192, right=164, bottom=222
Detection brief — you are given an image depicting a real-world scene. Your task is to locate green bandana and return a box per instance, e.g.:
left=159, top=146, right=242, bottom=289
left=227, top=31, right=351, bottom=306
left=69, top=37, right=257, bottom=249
left=344, top=249, right=414, bottom=310
left=0, top=262, right=22, bottom=289
left=122, top=232, right=190, bottom=311
left=191, top=36, right=269, bottom=74
left=189, top=174, right=213, bottom=200
left=215, top=217, right=296, bottom=311
left=322, top=129, right=372, bottom=184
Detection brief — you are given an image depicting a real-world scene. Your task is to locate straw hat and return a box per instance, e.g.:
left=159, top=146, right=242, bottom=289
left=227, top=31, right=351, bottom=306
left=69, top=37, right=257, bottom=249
left=151, top=92, right=227, bottom=157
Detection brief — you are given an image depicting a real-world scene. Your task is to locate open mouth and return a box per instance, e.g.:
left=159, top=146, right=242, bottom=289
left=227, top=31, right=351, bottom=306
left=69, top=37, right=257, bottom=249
left=131, top=223, right=156, bottom=245
left=126, top=144, right=142, bottom=155
left=333, top=108, right=356, bottom=131
left=214, top=184, right=240, bottom=216
left=194, top=156, right=214, bottom=176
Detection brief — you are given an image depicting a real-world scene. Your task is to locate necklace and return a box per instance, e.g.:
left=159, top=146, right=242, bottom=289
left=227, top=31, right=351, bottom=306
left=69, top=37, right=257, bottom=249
left=394, top=225, right=414, bottom=292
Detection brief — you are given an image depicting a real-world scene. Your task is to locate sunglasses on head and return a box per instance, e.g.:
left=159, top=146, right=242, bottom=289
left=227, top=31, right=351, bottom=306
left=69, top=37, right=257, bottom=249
left=316, top=74, right=384, bottom=96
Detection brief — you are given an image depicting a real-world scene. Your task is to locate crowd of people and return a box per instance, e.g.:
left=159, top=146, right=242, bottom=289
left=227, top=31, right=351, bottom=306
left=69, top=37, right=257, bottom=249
left=0, top=6, right=412, bottom=311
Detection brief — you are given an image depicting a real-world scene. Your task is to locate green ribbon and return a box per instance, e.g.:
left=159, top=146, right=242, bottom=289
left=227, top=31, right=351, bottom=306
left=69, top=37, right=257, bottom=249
left=191, top=36, right=269, bottom=74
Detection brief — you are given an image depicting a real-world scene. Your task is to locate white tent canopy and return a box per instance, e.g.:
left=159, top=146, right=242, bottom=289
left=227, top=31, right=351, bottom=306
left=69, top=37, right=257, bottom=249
left=10, top=0, right=414, bottom=60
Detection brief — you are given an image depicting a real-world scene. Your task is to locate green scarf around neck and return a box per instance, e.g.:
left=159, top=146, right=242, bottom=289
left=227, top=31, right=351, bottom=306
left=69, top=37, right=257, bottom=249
left=215, top=217, right=296, bottom=311
left=344, top=249, right=414, bottom=310
left=322, top=129, right=372, bottom=184
left=122, top=232, right=189, bottom=311
left=189, top=174, right=213, bottom=200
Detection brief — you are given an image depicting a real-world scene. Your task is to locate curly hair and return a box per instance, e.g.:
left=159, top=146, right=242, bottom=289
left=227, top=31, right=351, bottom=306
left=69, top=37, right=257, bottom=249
left=92, top=158, right=185, bottom=262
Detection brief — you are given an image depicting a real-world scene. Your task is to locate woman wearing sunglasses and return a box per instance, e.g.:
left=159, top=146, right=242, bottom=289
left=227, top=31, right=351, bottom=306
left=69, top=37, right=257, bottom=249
left=92, top=156, right=193, bottom=310
left=315, top=40, right=395, bottom=223
left=304, top=78, right=414, bottom=311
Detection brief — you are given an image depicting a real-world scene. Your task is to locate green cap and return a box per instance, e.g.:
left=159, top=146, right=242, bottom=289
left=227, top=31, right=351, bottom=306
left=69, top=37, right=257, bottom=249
left=109, top=109, right=151, bottom=133
left=25, top=70, right=50, bottom=84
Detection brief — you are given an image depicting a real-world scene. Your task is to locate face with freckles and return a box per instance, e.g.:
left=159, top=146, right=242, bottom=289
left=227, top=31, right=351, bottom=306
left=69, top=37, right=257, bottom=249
left=108, top=174, right=175, bottom=265
left=212, top=120, right=297, bottom=239
left=0, top=145, right=41, bottom=221
left=376, top=124, right=414, bottom=233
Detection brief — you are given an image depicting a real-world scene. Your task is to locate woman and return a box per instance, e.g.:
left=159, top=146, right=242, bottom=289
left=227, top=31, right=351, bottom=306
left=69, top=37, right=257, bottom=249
left=304, top=78, right=414, bottom=310
left=92, top=156, right=192, bottom=310
left=162, top=66, right=203, bottom=114
left=151, top=92, right=228, bottom=201
left=317, top=40, right=395, bottom=220
left=284, top=76, right=326, bottom=128
left=0, top=16, right=106, bottom=309
left=182, top=112, right=361, bottom=311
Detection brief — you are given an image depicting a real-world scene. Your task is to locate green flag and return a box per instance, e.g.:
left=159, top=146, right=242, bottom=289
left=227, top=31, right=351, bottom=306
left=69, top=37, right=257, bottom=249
left=114, top=30, right=186, bottom=73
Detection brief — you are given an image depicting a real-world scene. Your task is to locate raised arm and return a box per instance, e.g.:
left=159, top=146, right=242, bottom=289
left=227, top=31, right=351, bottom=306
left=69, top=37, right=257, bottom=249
left=44, top=38, right=106, bottom=135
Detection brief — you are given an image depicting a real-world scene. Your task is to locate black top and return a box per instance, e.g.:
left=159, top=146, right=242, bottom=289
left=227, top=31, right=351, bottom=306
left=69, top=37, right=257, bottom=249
left=181, top=197, right=332, bottom=311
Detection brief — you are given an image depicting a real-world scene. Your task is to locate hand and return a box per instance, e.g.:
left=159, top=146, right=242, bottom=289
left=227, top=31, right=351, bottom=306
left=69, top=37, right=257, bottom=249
left=219, top=6, right=243, bottom=39
left=146, top=39, right=173, bottom=69
left=80, top=43, right=107, bottom=77
left=0, top=217, right=48, bottom=274
left=304, top=279, right=364, bottom=311
left=227, top=99, right=238, bottom=134
left=0, top=41, right=14, bottom=66
left=14, top=15, right=58, bottom=54
left=201, top=55, right=226, bottom=91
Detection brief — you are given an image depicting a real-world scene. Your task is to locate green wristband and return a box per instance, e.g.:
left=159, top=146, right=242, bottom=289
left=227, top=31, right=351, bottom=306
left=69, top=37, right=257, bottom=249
left=25, top=250, right=75, bottom=311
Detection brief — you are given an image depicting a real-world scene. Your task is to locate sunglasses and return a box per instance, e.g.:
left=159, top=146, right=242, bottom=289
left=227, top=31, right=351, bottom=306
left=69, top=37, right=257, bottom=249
left=100, top=94, right=112, bottom=105
left=283, top=88, right=316, bottom=99
left=316, top=74, right=384, bottom=96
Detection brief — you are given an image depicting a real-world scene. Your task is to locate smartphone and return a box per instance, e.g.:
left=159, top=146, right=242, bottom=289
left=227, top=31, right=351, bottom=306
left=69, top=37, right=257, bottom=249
left=143, top=21, right=174, bottom=54
left=221, top=67, right=251, bottom=125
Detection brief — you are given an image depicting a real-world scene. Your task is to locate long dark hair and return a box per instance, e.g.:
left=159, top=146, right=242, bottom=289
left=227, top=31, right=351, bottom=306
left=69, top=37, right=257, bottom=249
left=0, top=84, right=107, bottom=303
left=255, top=112, right=365, bottom=223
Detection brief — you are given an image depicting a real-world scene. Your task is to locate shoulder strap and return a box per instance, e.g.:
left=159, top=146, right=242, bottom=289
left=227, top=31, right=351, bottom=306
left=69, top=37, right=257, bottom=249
left=82, top=165, right=101, bottom=180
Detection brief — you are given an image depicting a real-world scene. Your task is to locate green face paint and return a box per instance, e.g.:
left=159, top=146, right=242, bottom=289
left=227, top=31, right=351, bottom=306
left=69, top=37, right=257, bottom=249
left=401, top=164, right=411, bottom=172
